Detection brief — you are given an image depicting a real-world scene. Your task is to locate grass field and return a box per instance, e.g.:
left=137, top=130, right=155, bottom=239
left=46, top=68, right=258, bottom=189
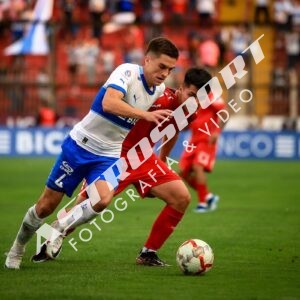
left=0, top=158, right=299, bottom=300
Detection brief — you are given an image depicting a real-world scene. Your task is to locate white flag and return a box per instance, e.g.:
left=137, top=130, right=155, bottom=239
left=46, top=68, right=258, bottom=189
left=4, top=0, right=54, bottom=55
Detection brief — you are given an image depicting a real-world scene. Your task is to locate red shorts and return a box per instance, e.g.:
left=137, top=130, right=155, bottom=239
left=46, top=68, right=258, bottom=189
left=116, top=153, right=180, bottom=198
left=179, top=143, right=217, bottom=175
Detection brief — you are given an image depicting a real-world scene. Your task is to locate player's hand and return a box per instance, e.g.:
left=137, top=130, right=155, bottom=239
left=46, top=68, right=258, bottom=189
left=143, top=109, right=173, bottom=125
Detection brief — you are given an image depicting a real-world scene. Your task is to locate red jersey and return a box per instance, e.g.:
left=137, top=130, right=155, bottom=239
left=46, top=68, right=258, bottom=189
left=189, top=97, right=226, bottom=144
left=121, top=87, right=180, bottom=153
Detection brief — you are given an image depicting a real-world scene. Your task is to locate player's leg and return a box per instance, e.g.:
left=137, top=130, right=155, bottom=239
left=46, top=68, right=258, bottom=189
left=180, top=153, right=215, bottom=212
left=33, top=177, right=120, bottom=263
left=136, top=168, right=191, bottom=266
left=179, top=151, right=197, bottom=188
left=5, top=187, right=64, bottom=269
left=42, top=147, right=118, bottom=237
left=37, top=154, right=118, bottom=261
left=192, top=163, right=211, bottom=210
left=51, top=167, right=129, bottom=232
left=45, top=179, right=114, bottom=261
left=32, top=181, right=89, bottom=263
left=191, top=145, right=219, bottom=213
left=4, top=142, right=76, bottom=269
left=55, top=179, right=114, bottom=235
left=150, top=180, right=191, bottom=213
left=6, top=136, right=91, bottom=269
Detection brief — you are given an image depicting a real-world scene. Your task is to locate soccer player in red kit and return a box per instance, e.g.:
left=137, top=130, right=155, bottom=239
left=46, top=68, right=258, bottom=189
left=179, top=95, right=226, bottom=213
left=32, top=68, right=213, bottom=266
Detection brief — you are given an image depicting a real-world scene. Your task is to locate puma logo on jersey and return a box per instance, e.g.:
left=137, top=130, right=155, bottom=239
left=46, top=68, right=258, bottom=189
left=133, top=94, right=139, bottom=102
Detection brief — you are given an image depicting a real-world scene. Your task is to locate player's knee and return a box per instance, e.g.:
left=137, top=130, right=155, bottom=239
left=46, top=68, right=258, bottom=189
left=35, top=201, right=56, bottom=218
left=173, top=190, right=191, bottom=212
left=180, top=191, right=191, bottom=209
left=193, top=164, right=205, bottom=174
left=36, top=189, right=63, bottom=218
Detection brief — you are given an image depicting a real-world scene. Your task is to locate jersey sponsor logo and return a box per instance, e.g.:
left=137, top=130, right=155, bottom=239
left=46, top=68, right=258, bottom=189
left=59, top=160, right=74, bottom=175
left=118, top=116, right=137, bottom=126
left=151, top=104, right=162, bottom=109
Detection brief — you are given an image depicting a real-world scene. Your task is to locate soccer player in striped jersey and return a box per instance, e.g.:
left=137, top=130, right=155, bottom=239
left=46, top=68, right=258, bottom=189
left=5, top=37, right=178, bottom=269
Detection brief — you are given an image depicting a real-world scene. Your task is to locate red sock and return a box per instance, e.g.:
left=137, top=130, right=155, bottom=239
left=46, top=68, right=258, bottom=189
left=196, top=183, right=209, bottom=204
left=144, top=205, right=184, bottom=251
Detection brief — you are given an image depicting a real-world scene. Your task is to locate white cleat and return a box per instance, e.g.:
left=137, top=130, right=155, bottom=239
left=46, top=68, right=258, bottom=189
left=46, top=234, right=64, bottom=259
left=31, top=220, right=64, bottom=263
left=44, top=220, right=64, bottom=259
left=5, top=244, right=25, bottom=269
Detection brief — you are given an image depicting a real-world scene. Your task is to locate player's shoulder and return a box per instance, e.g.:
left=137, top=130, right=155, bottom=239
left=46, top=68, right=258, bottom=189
left=164, top=87, right=176, bottom=98
left=212, top=96, right=226, bottom=110
left=150, top=87, right=177, bottom=110
left=114, top=63, right=139, bottom=75
left=207, top=92, right=226, bottom=109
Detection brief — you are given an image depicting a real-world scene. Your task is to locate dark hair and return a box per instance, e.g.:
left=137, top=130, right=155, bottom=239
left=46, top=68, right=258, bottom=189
left=145, top=37, right=179, bottom=59
left=184, top=67, right=212, bottom=92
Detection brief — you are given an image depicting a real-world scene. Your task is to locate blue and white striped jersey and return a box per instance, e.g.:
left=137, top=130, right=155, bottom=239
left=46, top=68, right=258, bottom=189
left=69, top=63, right=165, bottom=157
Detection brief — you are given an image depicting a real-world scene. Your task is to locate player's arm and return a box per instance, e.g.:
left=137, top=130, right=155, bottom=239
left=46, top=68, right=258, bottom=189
left=209, top=98, right=227, bottom=144
left=216, top=98, right=227, bottom=132
left=158, top=132, right=179, bottom=162
left=102, top=88, right=172, bottom=125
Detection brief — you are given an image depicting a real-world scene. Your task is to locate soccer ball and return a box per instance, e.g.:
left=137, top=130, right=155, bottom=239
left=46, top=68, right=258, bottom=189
left=176, top=239, right=214, bottom=275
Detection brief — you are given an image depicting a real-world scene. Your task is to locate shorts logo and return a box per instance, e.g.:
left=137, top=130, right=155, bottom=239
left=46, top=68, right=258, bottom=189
left=197, top=151, right=210, bottom=165
left=60, top=161, right=74, bottom=175
left=125, top=70, right=131, bottom=77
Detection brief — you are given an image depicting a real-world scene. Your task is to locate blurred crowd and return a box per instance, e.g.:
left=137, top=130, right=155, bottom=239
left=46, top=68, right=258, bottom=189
left=0, top=0, right=299, bottom=128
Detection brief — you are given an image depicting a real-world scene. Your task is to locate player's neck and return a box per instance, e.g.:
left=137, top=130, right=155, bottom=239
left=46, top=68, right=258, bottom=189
left=142, top=69, right=154, bottom=89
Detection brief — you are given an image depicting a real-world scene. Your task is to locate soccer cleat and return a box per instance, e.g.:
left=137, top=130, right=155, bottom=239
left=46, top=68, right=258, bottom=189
left=4, top=243, right=25, bottom=269
left=45, top=234, right=64, bottom=259
left=193, top=204, right=210, bottom=213
left=136, top=251, right=170, bottom=267
left=31, top=244, right=51, bottom=263
left=44, top=219, right=64, bottom=259
left=207, top=194, right=219, bottom=211
left=31, top=219, right=64, bottom=263
left=194, top=194, right=220, bottom=213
